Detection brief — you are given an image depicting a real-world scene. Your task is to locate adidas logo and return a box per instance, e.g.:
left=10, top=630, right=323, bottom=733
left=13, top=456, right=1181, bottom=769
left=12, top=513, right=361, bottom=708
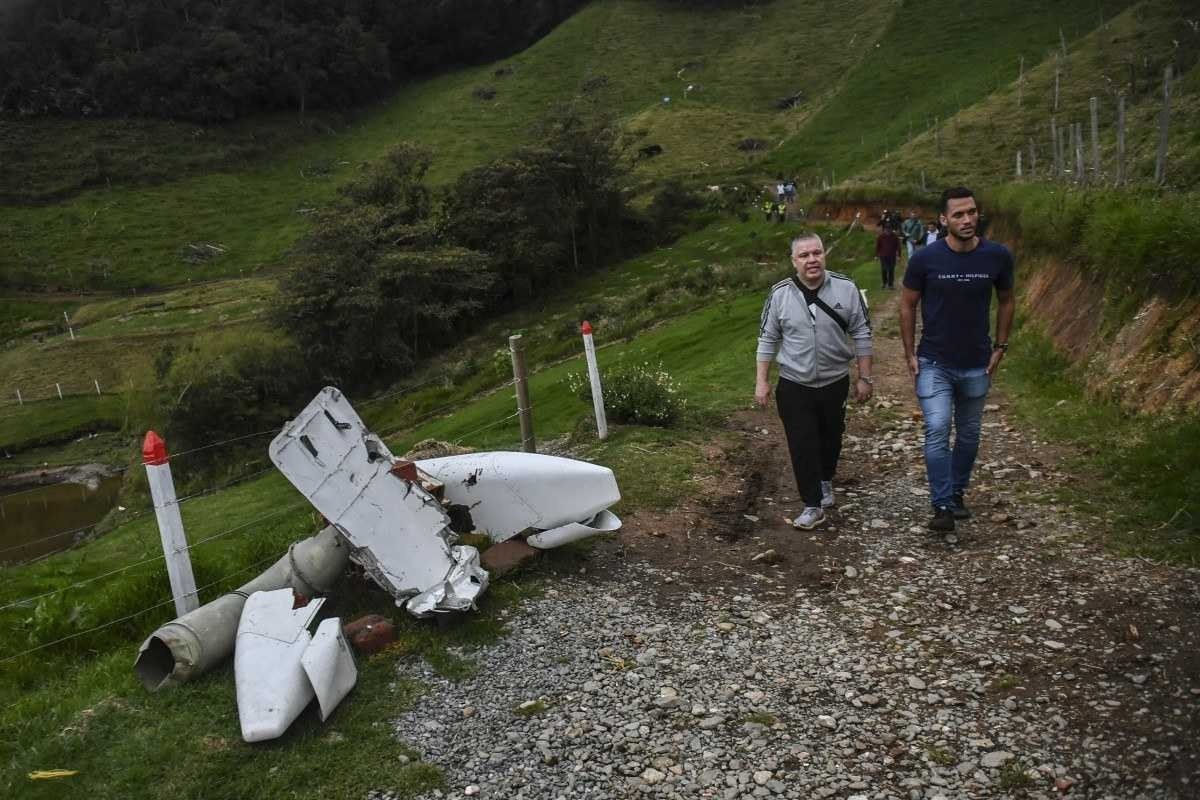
left=833, top=302, right=843, bottom=309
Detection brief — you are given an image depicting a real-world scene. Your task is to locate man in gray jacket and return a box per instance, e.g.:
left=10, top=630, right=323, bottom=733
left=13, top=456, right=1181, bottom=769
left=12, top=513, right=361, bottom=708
left=755, top=233, right=874, bottom=529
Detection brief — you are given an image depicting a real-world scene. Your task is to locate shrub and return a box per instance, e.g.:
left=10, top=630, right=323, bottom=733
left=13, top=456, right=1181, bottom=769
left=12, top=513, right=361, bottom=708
left=567, top=361, right=684, bottom=427
left=682, top=263, right=717, bottom=295
left=157, top=329, right=314, bottom=468
left=986, top=184, right=1200, bottom=297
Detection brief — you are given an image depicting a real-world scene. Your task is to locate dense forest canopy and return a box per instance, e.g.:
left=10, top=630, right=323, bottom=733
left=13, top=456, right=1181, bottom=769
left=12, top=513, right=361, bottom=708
left=0, top=0, right=587, bottom=121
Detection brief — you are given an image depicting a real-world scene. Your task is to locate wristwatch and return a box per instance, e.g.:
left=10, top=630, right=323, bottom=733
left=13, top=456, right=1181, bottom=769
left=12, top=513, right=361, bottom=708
left=993, top=342, right=1009, bottom=352
left=858, top=376, right=874, bottom=384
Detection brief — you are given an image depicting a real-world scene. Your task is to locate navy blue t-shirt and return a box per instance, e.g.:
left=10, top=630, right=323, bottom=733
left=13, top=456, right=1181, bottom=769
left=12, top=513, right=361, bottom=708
left=902, top=238, right=1014, bottom=368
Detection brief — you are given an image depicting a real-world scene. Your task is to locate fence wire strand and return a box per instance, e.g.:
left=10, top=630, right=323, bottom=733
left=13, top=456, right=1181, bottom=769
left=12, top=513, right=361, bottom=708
left=0, top=502, right=306, bottom=614
left=0, top=551, right=282, bottom=666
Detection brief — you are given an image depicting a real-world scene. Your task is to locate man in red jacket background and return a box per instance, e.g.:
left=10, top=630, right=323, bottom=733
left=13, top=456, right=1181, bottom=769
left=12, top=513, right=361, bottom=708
left=875, top=226, right=900, bottom=289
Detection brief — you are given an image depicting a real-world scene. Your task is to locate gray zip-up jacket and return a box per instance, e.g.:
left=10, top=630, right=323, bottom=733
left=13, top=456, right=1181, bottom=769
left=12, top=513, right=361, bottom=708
left=757, top=271, right=873, bottom=387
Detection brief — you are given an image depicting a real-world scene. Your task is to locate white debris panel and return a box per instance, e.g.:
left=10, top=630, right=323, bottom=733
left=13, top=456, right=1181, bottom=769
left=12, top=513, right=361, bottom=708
left=234, top=588, right=357, bottom=742
left=270, top=387, right=488, bottom=617
left=415, top=451, right=622, bottom=548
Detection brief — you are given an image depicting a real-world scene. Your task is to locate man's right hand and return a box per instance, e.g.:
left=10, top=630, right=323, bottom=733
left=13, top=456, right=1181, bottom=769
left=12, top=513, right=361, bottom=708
left=754, top=380, right=771, bottom=408
left=907, top=354, right=920, bottom=377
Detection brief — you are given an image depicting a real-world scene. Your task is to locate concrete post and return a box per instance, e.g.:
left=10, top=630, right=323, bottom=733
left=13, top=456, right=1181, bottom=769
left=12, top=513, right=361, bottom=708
left=143, top=430, right=200, bottom=616
left=580, top=321, right=608, bottom=440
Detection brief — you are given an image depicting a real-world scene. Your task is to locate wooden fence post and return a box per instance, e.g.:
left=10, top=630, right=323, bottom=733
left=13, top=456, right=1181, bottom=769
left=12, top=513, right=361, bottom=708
left=1054, top=63, right=1061, bottom=112
left=1155, top=65, right=1172, bottom=184
left=1089, top=96, right=1101, bottom=180
left=1075, top=122, right=1085, bottom=184
left=1017, top=55, right=1024, bottom=108
left=1016, top=150, right=1022, bottom=178
left=508, top=334, right=536, bottom=453
left=1116, top=94, right=1126, bottom=185
left=1051, top=118, right=1060, bottom=177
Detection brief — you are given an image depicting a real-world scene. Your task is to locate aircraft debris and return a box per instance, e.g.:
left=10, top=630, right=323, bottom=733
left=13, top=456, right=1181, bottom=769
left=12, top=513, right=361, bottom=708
left=235, top=588, right=357, bottom=742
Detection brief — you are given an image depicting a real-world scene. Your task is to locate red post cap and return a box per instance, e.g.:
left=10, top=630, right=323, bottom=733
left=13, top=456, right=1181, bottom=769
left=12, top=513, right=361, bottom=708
left=142, top=430, right=169, bottom=465
left=581, top=320, right=592, bottom=335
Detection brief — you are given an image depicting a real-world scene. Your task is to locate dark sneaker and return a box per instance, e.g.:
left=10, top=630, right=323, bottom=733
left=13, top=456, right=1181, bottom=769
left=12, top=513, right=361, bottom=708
left=929, top=506, right=956, bottom=532
left=951, top=492, right=971, bottom=520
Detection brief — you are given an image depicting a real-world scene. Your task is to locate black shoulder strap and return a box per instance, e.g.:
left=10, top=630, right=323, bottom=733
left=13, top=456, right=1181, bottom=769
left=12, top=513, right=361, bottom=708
left=791, top=276, right=848, bottom=333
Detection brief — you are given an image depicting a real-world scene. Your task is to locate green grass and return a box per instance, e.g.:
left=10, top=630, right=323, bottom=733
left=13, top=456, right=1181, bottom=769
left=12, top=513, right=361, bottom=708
left=0, top=571, right=564, bottom=800
left=0, top=296, right=80, bottom=344
left=854, top=0, right=1200, bottom=192
left=0, top=112, right=348, bottom=204
left=997, top=760, right=1035, bottom=790
left=0, top=395, right=126, bottom=452
left=768, top=0, right=1139, bottom=184
left=995, top=324, right=1200, bottom=564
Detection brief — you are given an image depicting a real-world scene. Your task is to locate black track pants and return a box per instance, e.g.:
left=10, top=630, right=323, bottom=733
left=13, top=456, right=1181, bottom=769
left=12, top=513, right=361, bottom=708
left=776, top=376, right=849, bottom=508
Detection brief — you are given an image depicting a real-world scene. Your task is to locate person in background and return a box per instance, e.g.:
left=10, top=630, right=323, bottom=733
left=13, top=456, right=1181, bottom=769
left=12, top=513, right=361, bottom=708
left=900, top=186, right=1016, bottom=534
left=901, top=210, right=924, bottom=260
left=875, top=226, right=900, bottom=289
left=924, top=221, right=939, bottom=246
left=755, top=233, right=873, bottom=530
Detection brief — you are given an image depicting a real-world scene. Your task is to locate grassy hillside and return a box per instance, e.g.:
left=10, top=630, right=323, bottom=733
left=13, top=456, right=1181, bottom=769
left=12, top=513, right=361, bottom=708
left=0, top=0, right=891, bottom=294
left=765, top=0, right=1139, bottom=183
left=853, top=0, right=1200, bottom=190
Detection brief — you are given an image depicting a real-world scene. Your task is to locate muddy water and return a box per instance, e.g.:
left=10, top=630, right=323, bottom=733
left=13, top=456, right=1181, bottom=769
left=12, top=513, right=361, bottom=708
left=0, top=476, right=123, bottom=564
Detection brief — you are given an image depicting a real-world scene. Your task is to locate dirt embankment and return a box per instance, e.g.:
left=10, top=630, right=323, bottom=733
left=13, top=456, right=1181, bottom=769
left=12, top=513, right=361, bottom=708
left=809, top=202, right=934, bottom=230
left=1022, top=257, right=1200, bottom=413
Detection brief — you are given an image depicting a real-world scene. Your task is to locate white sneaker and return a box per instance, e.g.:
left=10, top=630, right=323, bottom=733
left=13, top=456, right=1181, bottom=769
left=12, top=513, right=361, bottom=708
left=820, top=481, right=835, bottom=508
left=792, top=507, right=826, bottom=530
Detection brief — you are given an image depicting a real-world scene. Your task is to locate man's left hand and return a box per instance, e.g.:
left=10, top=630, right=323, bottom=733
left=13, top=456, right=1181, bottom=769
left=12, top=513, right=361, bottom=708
left=986, top=349, right=1005, bottom=376
left=855, top=378, right=873, bottom=402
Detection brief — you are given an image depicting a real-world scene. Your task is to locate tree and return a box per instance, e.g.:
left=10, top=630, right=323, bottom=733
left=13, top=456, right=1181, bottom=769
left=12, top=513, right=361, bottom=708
left=275, top=143, right=496, bottom=390
left=443, top=102, right=631, bottom=301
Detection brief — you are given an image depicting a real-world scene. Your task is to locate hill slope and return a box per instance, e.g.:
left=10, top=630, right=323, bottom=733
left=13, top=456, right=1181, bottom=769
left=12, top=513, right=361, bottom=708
left=852, top=0, right=1200, bottom=190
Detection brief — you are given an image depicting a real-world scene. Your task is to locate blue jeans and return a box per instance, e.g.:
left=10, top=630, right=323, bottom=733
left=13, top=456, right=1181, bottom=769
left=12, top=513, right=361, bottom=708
left=915, top=357, right=990, bottom=509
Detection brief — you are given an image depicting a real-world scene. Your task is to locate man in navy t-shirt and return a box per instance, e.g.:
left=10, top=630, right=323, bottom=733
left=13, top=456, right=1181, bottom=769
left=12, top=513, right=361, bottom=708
left=900, top=186, right=1016, bottom=534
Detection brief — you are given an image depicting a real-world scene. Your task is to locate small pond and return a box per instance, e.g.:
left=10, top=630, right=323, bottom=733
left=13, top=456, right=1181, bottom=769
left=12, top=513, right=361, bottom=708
left=0, top=475, right=123, bottom=564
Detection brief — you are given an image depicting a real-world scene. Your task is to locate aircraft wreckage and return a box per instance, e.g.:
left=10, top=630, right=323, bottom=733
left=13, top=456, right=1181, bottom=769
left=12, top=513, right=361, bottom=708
left=134, top=386, right=622, bottom=741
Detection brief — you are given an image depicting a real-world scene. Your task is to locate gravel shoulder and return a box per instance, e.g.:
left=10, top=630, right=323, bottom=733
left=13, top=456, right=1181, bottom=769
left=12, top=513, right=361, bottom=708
left=384, top=291, right=1200, bottom=800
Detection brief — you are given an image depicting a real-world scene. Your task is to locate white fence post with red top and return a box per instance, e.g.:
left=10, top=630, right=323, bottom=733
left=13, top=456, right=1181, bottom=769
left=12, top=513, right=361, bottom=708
left=143, top=430, right=199, bottom=616
left=580, top=321, right=608, bottom=440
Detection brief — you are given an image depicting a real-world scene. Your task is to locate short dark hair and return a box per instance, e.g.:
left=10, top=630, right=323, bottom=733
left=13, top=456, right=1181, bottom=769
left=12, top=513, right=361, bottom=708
left=940, top=185, right=975, bottom=213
